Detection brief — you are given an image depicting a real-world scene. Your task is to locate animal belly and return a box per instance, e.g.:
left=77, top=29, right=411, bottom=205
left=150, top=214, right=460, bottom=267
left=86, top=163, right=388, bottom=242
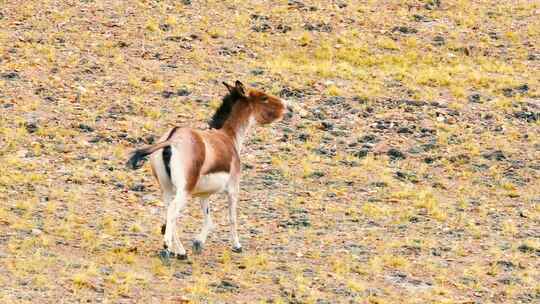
left=193, top=172, right=230, bottom=195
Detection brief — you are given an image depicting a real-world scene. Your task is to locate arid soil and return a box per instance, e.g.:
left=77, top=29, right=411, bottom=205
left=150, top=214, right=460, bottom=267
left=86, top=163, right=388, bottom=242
left=0, top=1, right=539, bottom=303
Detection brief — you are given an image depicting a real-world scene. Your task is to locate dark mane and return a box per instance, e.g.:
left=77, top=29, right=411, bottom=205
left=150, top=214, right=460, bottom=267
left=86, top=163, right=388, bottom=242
left=208, top=91, right=241, bottom=129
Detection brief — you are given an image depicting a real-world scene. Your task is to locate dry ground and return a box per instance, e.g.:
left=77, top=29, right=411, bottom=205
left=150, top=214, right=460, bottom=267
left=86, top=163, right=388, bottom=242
left=1, top=0, right=539, bottom=303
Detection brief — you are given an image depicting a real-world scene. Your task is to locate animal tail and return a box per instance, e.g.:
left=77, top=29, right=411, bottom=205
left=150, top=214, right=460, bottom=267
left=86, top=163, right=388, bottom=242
left=126, top=140, right=173, bottom=170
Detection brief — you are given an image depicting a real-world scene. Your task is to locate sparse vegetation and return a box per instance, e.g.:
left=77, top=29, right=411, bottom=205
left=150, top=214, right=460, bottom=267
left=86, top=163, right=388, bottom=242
left=1, top=0, right=539, bottom=303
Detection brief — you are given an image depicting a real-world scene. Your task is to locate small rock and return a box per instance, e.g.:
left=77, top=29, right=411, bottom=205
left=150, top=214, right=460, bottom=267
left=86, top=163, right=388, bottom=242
left=309, top=171, right=325, bottom=178
left=353, top=149, right=369, bottom=159
left=517, top=293, right=536, bottom=303
left=304, top=22, right=332, bottom=32
left=502, top=84, right=529, bottom=97
left=468, top=93, right=482, bottom=103
left=249, top=228, right=261, bottom=235
left=252, top=23, right=271, bottom=32
left=130, top=184, right=145, bottom=192
left=320, top=121, right=333, bottom=131
left=280, top=209, right=311, bottom=228
left=159, top=24, right=171, bottom=31
left=359, top=134, right=378, bottom=143
left=388, top=148, right=406, bottom=160
left=496, top=260, right=516, bottom=271
left=514, top=111, right=539, bottom=122
left=393, top=26, right=418, bottom=34
left=31, top=229, right=42, bottom=236
left=89, top=136, right=101, bottom=143
left=424, top=157, right=436, bottom=164
left=424, top=0, right=441, bottom=10
left=173, top=269, right=192, bottom=279
left=397, top=127, right=413, bottom=134
left=409, top=216, right=420, bottom=223
left=488, top=31, right=499, bottom=40
left=324, top=96, right=346, bottom=106
left=298, top=133, right=309, bottom=141
left=250, top=14, right=269, bottom=21
left=78, top=124, right=94, bottom=132
left=177, top=89, right=190, bottom=96
left=276, top=24, right=292, bottom=33
left=288, top=0, right=305, bottom=9
left=482, top=150, right=505, bottom=161
left=432, top=36, right=445, bottom=46
left=165, top=36, right=189, bottom=42
left=502, top=88, right=514, bottom=97
left=279, top=87, right=305, bottom=99
left=449, top=153, right=471, bottom=164
left=413, top=14, right=431, bottom=22
left=371, top=181, right=387, bottom=188
left=395, top=171, right=418, bottom=183
left=1, top=71, right=19, bottom=80
left=212, top=279, right=239, bottom=293
left=25, top=122, right=38, bottom=133
left=162, top=91, right=175, bottom=98
left=518, top=244, right=540, bottom=255
left=421, top=142, right=437, bottom=151
left=498, top=277, right=521, bottom=285
left=515, top=84, right=529, bottom=93
left=251, top=68, right=264, bottom=75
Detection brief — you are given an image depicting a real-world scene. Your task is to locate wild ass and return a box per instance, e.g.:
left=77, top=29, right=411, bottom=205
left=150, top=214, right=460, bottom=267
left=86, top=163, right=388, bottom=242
left=127, top=81, right=291, bottom=260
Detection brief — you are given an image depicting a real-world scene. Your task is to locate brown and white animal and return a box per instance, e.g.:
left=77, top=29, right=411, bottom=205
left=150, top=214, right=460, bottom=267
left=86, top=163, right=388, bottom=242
left=126, top=80, right=291, bottom=260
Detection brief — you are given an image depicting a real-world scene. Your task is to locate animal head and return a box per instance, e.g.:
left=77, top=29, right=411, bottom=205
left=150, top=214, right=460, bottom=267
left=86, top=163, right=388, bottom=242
left=221, top=80, right=291, bottom=126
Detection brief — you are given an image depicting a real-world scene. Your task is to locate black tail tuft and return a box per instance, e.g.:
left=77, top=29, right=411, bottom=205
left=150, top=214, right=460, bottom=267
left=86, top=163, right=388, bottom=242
left=126, top=149, right=150, bottom=170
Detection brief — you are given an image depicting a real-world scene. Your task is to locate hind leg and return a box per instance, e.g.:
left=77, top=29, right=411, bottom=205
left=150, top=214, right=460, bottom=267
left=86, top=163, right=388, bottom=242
left=193, top=196, right=214, bottom=253
left=161, top=144, right=195, bottom=260
left=163, top=187, right=188, bottom=259
left=152, top=157, right=184, bottom=259
left=150, top=150, right=175, bottom=236
left=160, top=190, right=174, bottom=235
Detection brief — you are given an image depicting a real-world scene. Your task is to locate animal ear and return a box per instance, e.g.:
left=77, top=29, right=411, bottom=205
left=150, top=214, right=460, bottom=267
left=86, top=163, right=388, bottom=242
left=234, top=80, right=247, bottom=97
left=223, top=82, right=235, bottom=93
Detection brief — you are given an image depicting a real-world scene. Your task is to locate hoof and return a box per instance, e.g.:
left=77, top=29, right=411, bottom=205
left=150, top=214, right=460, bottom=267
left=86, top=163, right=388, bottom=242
left=192, top=240, right=203, bottom=254
left=161, top=224, right=166, bottom=235
left=232, top=246, right=243, bottom=253
left=158, top=249, right=171, bottom=265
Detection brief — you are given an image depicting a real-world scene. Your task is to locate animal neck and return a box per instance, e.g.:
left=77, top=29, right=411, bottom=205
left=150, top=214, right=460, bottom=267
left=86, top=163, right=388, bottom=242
left=221, top=106, right=255, bottom=153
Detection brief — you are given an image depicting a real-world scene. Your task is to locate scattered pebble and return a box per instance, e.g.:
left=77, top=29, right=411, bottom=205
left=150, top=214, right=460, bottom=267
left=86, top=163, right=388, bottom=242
left=1, top=71, right=19, bottom=80
left=304, top=22, right=332, bottom=32
left=388, top=148, right=406, bottom=160
left=393, top=26, right=418, bottom=34
left=25, top=121, right=38, bottom=133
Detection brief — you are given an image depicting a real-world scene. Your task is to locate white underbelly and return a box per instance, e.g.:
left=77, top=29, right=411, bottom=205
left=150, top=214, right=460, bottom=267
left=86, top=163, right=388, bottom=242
left=193, top=172, right=230, bottom=195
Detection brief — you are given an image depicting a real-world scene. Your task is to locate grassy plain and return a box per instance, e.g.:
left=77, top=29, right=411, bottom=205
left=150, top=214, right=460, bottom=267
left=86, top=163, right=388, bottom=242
left=0, top=0, right=539, bottom=303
